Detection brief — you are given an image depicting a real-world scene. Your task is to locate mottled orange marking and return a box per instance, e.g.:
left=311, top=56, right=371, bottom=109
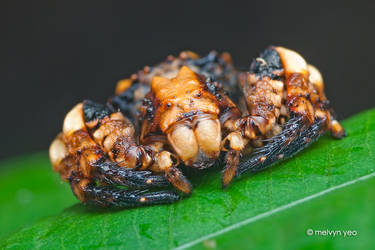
left=151, top=66, right=220, bottom=131
left=115, top=78, right=133, bottom=95
left=259, top=156, right=267, bottom=162
left=140, top=197, right=147, bottom=202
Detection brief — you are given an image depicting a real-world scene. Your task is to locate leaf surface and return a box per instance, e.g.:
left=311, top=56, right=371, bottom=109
left=191, top=176, right=375, bottom=250
left=0, top=153, right=75, bottom=239
left=1, top=109, right=375, bottom=249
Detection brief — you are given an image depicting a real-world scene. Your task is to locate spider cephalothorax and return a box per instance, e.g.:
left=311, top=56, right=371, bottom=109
left=110, top=51, right=237, bottom=126
left=50, top=46, right=345, bottom=207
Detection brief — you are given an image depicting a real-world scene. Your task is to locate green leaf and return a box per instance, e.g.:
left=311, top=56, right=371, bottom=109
left=190, top=175, right=375, bottom=250
left=1, top=109, right=375, bottom=249
left=0, top=153, right=76, bottom=239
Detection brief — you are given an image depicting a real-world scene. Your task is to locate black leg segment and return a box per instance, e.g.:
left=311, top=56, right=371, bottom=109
left=236, top=116, right=325, bottom=177
left=82, top=184, right=180, bottom=207
left=92, top=161, right=171, bottom=188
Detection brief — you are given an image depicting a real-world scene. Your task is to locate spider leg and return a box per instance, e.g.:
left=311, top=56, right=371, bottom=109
left=51, top=134, right=183, bottom=207
left=328, top=113, right=346, bottom=139
left=91, top=161, right=170, bottom=188
left=49, top=102, right=179, bottom=191
left=222, top=150, right=241, bottom=188
left=165, top=167, right=193, bottom=195
left=50, top=133, right=173, bottom=189
left=219, top=47, right=286, bottom=187
left=229, top=46, right=346, bottom=182
left=83, top=100, right=189, bottom=192
left=70, top=177, right=180, bottom=207
left=236, top=115, right=324, bottom=176
left=307, top=64, right=346, bottom=139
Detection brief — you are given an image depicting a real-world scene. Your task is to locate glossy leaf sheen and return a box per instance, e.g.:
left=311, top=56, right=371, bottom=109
left=1, top=109, right=375, bottom=249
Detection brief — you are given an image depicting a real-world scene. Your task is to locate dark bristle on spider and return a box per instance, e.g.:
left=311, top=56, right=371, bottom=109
left=49, top=46, right=346, bottom=207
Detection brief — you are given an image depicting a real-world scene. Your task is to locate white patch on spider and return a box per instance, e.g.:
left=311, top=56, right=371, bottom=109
left=174, top=172, right=375, bottom=250
left=63, top=103, right=85, bottom=135
left=275, top=47, right=308, bottom=78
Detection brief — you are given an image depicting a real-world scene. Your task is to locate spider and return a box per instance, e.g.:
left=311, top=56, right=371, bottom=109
left=49, top=46, right=345, bottom=207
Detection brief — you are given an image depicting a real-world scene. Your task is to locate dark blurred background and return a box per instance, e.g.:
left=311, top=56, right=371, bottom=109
left=1, top=0, right=374, bottom=160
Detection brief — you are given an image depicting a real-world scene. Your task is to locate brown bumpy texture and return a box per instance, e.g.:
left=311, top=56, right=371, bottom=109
left=49, top=47, right=345, bottom=207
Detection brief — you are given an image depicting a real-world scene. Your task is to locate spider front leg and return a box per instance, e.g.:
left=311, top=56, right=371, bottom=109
left=69, top=177, right=180, bottom=207
left=85, top=100, right=194, bottom=195
left=50, top=134, right=181, bottom=207
left=197, top=75, right=261, bottom=188
left=220, top=127, right=248, bottom=188
left=217, top=50, right=286, bottom=187
left=91, top=161, right=170, bottom=188
left=235, top=46, right=346, bottom=177
left=220, top=114, right=276, bottom=188
left=49, top=101, right=187, bottom=207
left=307, top=64, right=346, bottom=139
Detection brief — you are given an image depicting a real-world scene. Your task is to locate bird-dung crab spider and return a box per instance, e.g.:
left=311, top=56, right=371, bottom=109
left=49, top=46, right=346, bottom=207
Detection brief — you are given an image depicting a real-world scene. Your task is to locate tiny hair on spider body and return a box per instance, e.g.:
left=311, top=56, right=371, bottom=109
left=49, top=46, right=345, bottom=207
